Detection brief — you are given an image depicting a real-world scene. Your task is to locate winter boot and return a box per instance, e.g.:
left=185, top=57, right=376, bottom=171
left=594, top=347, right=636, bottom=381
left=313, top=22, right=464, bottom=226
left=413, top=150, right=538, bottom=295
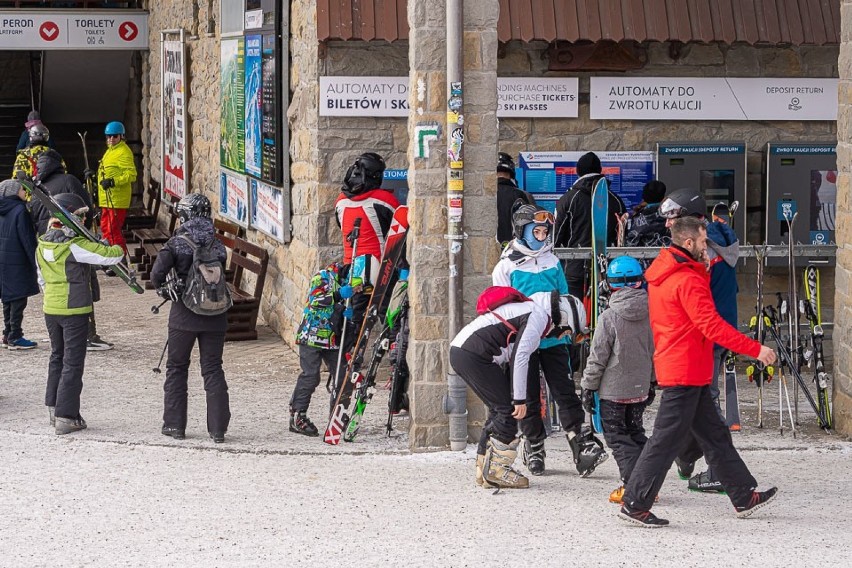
left=48, top=406, right=55, bottom=427
left=161, top=425, right=186, bottom=440
left=55, top=416, right=87, bottom=435
left=675, top=457, right=695, bottom=480
left=688, top=470, right=725, bottom=493
left=209, top=432, right=226, bottom=443
left=289, top=411, right=319, bottom=437
left=522, top=438, right=546, bottom=476
left=475, top=454, right=485, bottom=486
left=618, top=505, right=669, bottom=528
left=734, top=487, right=778, bottom=519
left=567, top=426, right=608, bottom=477
left=482, top=437, right=529, bottom=489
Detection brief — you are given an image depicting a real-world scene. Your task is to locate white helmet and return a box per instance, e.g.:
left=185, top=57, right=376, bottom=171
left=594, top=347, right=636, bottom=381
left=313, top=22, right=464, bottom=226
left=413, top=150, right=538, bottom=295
left=552, top=292, right=586, bottom=334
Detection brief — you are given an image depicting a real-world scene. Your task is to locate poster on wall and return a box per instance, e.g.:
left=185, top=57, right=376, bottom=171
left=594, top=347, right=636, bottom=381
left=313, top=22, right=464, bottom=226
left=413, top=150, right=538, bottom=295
left=220, top=37, right=245, bottom=172
left=220, top=169, right=249, bottom=227
left=161, top=36, right=188, bottom=198
left=261, top=33, right=281, bottom=184
left=244, top=34, right=263, bottom=178
left=517, top=151, right=655, bottom=212
left=250, top=178, right=289, bottom=242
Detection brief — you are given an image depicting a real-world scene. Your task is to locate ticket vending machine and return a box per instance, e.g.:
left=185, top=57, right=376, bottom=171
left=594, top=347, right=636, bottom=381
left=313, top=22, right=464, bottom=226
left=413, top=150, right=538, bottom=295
left=656, top=142, right=747, bottom=244
left=765, top=143, right=836, bottom=266
left=383, top=169, right=409, bottom=205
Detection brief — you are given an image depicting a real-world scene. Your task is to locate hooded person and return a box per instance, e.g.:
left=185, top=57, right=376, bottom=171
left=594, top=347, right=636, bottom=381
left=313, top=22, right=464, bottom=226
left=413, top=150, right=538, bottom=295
left=495, top=152, right=535, bottom=247
left=0, top=179, right=39, bottom=349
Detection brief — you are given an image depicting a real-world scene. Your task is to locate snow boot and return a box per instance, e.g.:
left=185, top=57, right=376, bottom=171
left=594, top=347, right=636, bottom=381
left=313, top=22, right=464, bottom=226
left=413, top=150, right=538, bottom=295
left=567, top=426, right=608, bottom=477
left=289, top=411, right=319, bottom=437
left=688, top=470, right=725, bottom=493
left=618, top=505, right=669, bottom=528
left=475, top=454, right=485, bottom=486
left=675, top=457, right=695, bottom=480
left=55, top=416, right=87, bottom=435
left=209, top=432, right=226, bottom=443
left=734, top=487, right=778, bottom=519
left=522, top=438, right=546, bottom=476
left=161, top=425, right=186, bottom=440
left=482, top=437, right=529, bottom=489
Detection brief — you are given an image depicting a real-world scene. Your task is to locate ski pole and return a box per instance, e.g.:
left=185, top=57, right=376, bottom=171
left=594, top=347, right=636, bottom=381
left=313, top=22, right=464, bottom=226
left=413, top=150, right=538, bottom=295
left=151, top=298, right=169, bottom=314
left=330, top=218, right=362, bottom=398
left=152, top=339, right=169, bottom=374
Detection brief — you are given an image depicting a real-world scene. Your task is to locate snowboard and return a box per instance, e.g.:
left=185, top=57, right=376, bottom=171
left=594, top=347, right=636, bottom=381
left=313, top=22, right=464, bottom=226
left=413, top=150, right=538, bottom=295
left=588, top=177, right=609, bottom=434
left=325, top=206, right=409, bottom=445
left=803, top=265, right=832, bottom=429
left=24, top=179, right=144, bottom=294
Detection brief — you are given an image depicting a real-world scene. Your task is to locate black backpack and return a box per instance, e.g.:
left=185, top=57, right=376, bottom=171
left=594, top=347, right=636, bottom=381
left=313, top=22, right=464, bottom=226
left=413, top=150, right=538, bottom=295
left=178, top=235, right=233, bottom=316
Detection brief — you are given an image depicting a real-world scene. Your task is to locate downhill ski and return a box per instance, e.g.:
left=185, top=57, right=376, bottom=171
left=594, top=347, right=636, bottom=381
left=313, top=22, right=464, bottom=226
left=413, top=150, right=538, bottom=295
left=802, top=265, right=832, bottom=429
left=328, top=218, right=362, bottom=403
left=385, top=280, right=411, bottom=435
left=712, top=201, right=741, bottom=431
left=588, top=177, right=609, bottom=434
left=325, top=206, right=408, bottom=445
left=746, top=244, right=772, bottom=428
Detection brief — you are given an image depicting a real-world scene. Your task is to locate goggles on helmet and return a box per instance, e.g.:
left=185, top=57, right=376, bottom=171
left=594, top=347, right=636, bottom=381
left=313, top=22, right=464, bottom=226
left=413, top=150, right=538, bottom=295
left=658, top=197, right=705, bottom=220
left=531, top=210, right=554, bottom=224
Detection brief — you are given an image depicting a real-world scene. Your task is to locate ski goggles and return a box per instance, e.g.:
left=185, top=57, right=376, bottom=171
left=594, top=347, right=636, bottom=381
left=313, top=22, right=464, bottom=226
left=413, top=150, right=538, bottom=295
left=658, top=198, right=705, bottom=220
left=531, top=210, right=555, bottom=224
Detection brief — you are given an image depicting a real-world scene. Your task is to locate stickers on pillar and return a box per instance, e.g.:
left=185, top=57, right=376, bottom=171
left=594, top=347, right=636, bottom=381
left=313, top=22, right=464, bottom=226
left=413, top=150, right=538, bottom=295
left=777, top=199, right=797, bottom=221
left=450, top=82, right=462, bottom=97
left=448, top=127, right=464, bottom=167
left=447, top=111, right=464, bottom=125
left=448, top=96, right=462, bottom=112
left=449, top=196, right=463, bottom=222
left=448, top=179, right=463, bottom=191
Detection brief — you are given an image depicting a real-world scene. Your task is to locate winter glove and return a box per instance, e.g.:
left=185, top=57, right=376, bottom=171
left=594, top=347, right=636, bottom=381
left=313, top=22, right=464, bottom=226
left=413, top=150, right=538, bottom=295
left=398, top=268, right=409, bottom=281
left=100, top=178, right=115, bottom=190
left=338, top=285, right=354, bottom=300
left=646, top=384, right=657, bottom=406
left=581, top=389, right=596, bottom=414
left=342, top=307, right=354, bottom=320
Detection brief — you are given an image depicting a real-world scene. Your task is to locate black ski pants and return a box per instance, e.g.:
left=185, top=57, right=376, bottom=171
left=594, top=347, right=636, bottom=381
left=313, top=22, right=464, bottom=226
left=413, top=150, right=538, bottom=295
left=44, top=313, right=89, bottom=420
left=449, top=346, right=518, bottom=446
left=523, top=344, right=584, bottom=441
left=3, top=297, right=28, bottom=342
left=600, top=399, right=648, bottom=484
left=623, top=385, right=757, bottom=511
left=164, top=328, right=231, bottom=434
left=290, top=345, right=338, bottom=413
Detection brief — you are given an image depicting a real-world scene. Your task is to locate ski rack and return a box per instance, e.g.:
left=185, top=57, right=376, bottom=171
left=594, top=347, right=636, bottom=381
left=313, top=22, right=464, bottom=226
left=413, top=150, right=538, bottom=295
left=554, top=244, right=837, bottom=260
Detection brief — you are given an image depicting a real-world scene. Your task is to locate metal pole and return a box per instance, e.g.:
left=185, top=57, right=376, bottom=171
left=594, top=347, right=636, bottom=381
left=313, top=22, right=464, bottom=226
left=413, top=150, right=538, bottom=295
left=443, top=0, right=468, bottom=451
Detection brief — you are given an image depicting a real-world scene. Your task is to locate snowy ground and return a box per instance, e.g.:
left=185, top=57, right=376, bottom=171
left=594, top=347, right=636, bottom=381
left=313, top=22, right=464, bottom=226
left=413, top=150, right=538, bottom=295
left=2, top=277, right=851, bottom=567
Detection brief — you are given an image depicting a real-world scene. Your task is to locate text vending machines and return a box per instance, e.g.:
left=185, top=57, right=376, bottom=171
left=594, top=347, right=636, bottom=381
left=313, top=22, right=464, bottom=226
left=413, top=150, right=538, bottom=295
left=656, top=142, right=747, bottom=244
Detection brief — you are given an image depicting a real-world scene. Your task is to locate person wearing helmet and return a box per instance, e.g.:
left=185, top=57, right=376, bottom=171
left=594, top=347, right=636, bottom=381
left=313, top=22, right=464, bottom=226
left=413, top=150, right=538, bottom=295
left=96, top=121, right=138, bottom=257
left=151, top=192, right=231, bottom=443
left=0, top=180, right=39, bottom=350
left=16, top=110, right=56, bottom=152
left=625, top=180, right=670, bottom=251
left=495, top=152, right=535, bottom=247
left=37, top=191, right=125, bottom=435
left=12, top=123, right=63, bottom=181
left=450, top=293, right=580, bottom=489
left=580, top=256, right=656, bottom=505
left=491, top=204, right=606, bottom=478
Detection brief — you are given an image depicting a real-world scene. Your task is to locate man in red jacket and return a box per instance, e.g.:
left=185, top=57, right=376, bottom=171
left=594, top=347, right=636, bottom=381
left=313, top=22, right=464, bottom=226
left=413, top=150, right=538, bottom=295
left=618, top=216, right=778, bottom=528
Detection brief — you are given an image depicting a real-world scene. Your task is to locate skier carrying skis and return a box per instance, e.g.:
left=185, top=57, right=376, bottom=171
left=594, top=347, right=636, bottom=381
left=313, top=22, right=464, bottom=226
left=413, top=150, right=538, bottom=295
left=580, top=256, right=655, bottom=504
left=96, top=121, right=137, bottom=257
left=495, top=152, right=535, bottom=248
left=450, top=294, right=582, bottom=489
left=492, top=204, right=605, bottom=477
left=618, top=216, right=777, bottom=527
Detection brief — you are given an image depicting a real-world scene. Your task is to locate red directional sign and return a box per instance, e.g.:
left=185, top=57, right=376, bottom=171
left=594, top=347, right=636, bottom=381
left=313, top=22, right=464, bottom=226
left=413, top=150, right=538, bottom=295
left=39, top=21, right=59, bottom=42
left=118, top=21, right=138, bottom=41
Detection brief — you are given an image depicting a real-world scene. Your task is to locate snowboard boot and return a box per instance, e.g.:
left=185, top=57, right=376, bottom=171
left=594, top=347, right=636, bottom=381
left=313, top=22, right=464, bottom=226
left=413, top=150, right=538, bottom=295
left=475, top=454, right=485, bottom=486
left=618, top=505, right=669, bottom=528
left=675, top=457, right=695, bottom=480
left=48, top=406, right=55, bottom=427
left=567, top=426, right=608, bottom=478
left=522, top=438, right=546, bottom=476
left=688, top=470, right=725, bottom=493
left=55, top=416, right=87, bottom=435
left=289, top=411, right=319, bottom=437
left=734, top=487, right=778, bottom=519
left=482, top=437, right=529, bottom=489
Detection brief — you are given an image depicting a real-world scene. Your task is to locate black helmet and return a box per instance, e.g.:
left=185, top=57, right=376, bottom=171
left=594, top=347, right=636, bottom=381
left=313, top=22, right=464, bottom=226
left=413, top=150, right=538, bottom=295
left=659, top=187, right=707, bottom=219
left=54, top=192, right=88, bottom=215
left=497, top=152, right=516, bottom=179
left=343, top=152, right=386, bottom=194
left=175, top=193, right=212, bottom=223
left=28, top=124, right=50, bottom=145
left=512, top=203, right=554, bottom=238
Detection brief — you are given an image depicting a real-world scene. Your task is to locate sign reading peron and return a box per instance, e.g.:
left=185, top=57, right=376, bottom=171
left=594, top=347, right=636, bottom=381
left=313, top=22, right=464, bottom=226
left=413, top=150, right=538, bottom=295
left=0, top=11, right=149, bottom=50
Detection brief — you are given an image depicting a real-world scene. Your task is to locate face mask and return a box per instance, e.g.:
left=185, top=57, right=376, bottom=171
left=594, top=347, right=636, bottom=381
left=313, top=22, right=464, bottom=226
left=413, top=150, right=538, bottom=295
left=522, top=223, right=549, bottom=251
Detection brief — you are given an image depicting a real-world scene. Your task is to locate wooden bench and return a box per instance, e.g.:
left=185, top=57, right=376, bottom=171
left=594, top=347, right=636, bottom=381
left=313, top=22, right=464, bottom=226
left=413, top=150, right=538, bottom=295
left=225, top=236, right=270, bottom=342
left=124, top=180, right=162, bottom=232
left=213, top=218, right=244, bottom=283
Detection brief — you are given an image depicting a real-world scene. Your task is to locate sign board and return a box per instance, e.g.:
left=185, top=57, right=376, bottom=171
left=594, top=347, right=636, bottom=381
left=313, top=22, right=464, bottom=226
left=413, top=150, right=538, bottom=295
left=244, top=34, right=263, bottom=177
left=219, top=169, right=249, bottom=227
left=383, top=169, right=409, bottom=205
left=161, top=37, right=188, bottom=199
left=220, top=37, right=245, bottom=172
left=497, top=78, right=578, bottom=117
left=260, top=33, right=282, bottom=184
left=0, top=11, right=148, bottom=50
left=250, top=178, right=289, bottom=242
left=517, top=151, right=655, bottom=213
left=591, top=77, right=838, bottom=121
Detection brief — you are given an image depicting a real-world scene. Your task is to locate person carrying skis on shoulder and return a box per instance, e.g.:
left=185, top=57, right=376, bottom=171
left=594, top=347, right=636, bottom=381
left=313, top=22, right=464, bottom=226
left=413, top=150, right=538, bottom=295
left=580, top=256, right=655, bottom=504
left=618, top=216, right=777, bottom=528
left=0, top=180, right=39, bottom=350
left=450, top=292, right=581, bottom=489
left=495, top=152, right=535, bottom=248
left=491, top=204, right=606, bottom=478
left=290, top=262, right=361, bottom=436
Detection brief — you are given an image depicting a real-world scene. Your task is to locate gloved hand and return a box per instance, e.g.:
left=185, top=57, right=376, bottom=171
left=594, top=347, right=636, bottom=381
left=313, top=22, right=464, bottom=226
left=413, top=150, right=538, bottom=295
left=398, top=268, right=409, bottom=281
left=100, top=178, right=115, bottom=190
left=646, top=383, right=657, bottom=406
left=83, top=169, right=95, bottom=180
left=343, top=307, right=354, bottom=320
left=338, top=285, right=354, bottom=300
left=581, top=389, right=596, bottom=414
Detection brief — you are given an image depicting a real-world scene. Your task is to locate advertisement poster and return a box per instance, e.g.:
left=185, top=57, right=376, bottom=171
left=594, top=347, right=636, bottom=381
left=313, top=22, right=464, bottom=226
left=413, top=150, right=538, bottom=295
left=261, top=33, right=281, bottom=184
left=220, top=169, right=249, bottom=227
left=518, top=151, right=655, bottom=212
left=250, top=178, right=288, bottom=242
left=244, top=34, right=263, bottom=178
left=220, top=37, right=245, bottom=172
left=162, top=39, right=187, bottom=198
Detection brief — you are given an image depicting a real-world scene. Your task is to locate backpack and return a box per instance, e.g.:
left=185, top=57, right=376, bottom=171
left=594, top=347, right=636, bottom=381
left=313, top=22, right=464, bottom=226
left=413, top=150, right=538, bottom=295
left=476, top=286, right=531, bottom=345
left=178, top=235, right=233, bottom=316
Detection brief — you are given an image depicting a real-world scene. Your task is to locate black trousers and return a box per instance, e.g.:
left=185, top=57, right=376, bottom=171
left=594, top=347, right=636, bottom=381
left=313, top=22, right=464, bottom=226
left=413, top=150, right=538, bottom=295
left=3, top=297, right=28, bottom=341
left=600, top=399, right=648, bottom=484
left=291, top=345, right=338, bottom=413
left=44, top=313, right=89, bottom=419
left=624, top=385, right=757, bottom=511
left=164, top=328, right=231, bottom=434
left=449, top=346, right=517, bottom=446
left=523, top=344, right=584, bottom=440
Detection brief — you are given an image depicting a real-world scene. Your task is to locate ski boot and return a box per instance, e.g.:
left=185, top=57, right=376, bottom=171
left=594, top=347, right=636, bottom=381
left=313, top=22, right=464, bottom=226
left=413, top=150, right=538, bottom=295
left=688, top=470, right=725, bottom=493
left=734, top=487, right=778, bottom=518
left=475, top=454, right=485, bottom=486
left=289, top=411, right=319, bottom=437
left=675, top=457, right=695, bottom=480
left=522, top=438, right=546, bottom=476
left=567, top=425, right=608, bottom=477
left=482, top=437, right=529, bottom=489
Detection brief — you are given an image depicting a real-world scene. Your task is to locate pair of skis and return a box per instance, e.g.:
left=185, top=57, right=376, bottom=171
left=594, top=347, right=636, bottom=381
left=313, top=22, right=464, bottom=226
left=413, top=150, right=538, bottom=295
left=802, top=265, right=832, bottom=429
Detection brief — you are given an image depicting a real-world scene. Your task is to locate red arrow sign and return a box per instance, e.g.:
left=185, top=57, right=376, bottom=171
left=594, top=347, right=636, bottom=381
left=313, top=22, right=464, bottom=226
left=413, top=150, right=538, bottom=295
left=119, top=21, right=138, bottom=41
left=39, top=22, right=59, bottom=42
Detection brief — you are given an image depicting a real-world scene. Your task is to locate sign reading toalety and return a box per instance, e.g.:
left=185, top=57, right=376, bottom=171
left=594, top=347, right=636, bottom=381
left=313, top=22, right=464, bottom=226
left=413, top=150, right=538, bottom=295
left=0, top=11, right=148, bottom=50
left=591, top=77, right=838, bottom=121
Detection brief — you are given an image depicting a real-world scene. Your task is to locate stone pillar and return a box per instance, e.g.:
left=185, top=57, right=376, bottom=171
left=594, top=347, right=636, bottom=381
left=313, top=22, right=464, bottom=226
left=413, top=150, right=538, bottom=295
left=834, top=0, right=852, bottom=436
left=407, top=0, right=499, bottom=449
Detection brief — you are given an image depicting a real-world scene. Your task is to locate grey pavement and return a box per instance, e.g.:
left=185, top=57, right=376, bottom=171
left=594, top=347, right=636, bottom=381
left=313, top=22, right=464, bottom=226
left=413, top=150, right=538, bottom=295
left=2, top=277, right=851, bottom=567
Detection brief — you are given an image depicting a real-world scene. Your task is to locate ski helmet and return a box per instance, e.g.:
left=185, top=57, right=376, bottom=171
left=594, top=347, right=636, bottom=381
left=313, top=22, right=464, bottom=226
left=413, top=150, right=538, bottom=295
left=551, top=291, right=586, bottom=336
left=28, top=124, right=49, bottom=145
left=104, top=121, right=126, bottom=136
left=343, top=152, right=386, bottom=194
left=607, top=256, right=644, bottom=289
left=54, top=192, right=88, bottom=215
left=512, top=204, right=554, bottom=239
left=497, top=152, right=516, bottom=179
left=659, top=187, right=707, bottom=219
left=175, top=193, right=212, bottom=223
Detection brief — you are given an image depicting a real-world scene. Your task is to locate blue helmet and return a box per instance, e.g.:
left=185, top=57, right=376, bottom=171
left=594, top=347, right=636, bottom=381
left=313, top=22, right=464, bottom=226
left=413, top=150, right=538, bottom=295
left=607, top=256, right=643, bottom=289
left=104, top=121, right=125, bottom=136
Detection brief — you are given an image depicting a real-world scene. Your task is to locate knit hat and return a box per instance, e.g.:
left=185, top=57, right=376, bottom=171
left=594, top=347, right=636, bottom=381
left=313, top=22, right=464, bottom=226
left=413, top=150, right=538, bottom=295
left=576, top=152, right=602, bottom=176
left=0, top=179, right=23, bottom=199
left=25, top=110, right=42, bottom=129
left=642, top=180, right=667, bottom=204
